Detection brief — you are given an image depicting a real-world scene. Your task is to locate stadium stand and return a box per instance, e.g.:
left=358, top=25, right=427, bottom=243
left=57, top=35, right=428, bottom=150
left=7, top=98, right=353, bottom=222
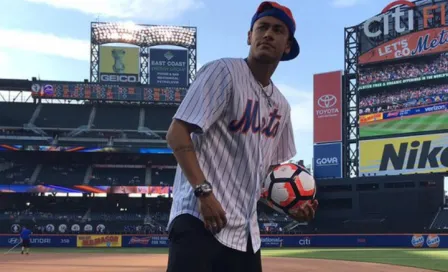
left=88, top=166, right=145, bottom=186
left=34, top=104, right=91, bottom=129
left=144, top=105, right=177, bottom=130
left=359, top=84, right=448, bottom=114
left=359, top=52, right=448, bottom=85
left=151, top=167, right=176, bottom=186
left=0, top=102, right=36, bottom=127
left=92, top=104, right=140, bottom=130
left=430, top=207, right=448, bottom=231
left=0, top=160, right=36, bottom=185
left=36, top=164, right=87, bottom=186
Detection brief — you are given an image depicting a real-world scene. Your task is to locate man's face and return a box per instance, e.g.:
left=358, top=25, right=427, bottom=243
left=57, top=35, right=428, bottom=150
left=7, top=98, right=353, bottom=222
left=248, top=16, right=291, bottom=64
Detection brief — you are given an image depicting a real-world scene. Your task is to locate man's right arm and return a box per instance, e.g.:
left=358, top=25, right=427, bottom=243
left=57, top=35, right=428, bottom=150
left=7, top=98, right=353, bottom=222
left=166, top=59, right=233, bottom=233
left=166, top=120, right=206, bottom=187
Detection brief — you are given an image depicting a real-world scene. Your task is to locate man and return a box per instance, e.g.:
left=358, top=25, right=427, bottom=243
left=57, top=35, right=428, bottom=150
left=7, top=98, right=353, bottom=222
left=165, top=2, right=318, bottom=271
left=20, top=226, right=32, bottom=255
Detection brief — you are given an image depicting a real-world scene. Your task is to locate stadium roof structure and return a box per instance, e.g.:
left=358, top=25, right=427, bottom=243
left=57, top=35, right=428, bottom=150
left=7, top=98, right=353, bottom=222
left=90, top=22, right=198, bottom=85
left=91, top=22, right=197, bottom=48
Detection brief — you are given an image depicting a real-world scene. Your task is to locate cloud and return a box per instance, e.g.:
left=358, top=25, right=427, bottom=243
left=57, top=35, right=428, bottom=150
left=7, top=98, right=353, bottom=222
left=25, top=0, right=204, bottom=21
left=0, top=29, right=90, bottom=61
left=276, top=84, right=313, bottom=134
left=332, top=0, right=361, bottom=7
left=276, top=83, right=314, bottom=164
left=0, top=51, right=9, bottom=67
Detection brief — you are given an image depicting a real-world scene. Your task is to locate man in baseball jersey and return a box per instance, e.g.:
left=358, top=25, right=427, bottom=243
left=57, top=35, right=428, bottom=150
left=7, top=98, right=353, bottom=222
left=165, top=2, right=318, bottom=271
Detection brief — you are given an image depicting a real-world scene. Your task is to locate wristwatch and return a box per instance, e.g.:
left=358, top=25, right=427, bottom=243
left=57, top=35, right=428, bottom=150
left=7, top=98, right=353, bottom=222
left=194, top=181, right=213, bottom=197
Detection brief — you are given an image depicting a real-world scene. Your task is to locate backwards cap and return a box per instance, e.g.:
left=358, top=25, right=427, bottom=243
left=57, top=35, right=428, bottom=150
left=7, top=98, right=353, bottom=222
left=250, top=1, right=300, bottom=61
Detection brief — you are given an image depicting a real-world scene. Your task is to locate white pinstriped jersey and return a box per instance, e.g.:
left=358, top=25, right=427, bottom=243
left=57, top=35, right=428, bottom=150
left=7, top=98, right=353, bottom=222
left=167, top=58, right=296, bottom=253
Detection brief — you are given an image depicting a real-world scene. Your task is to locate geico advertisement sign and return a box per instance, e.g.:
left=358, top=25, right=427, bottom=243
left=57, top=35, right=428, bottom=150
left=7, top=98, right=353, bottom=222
left=100, top=74, right=139, bottom=83
left=360, top=133, right=448, bottom=175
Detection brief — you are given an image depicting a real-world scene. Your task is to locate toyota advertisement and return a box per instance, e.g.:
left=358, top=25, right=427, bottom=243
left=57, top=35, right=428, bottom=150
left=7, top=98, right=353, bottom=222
left=313, top=142, right=343, bottom=179
left=313, top=70, right=343, bottom=144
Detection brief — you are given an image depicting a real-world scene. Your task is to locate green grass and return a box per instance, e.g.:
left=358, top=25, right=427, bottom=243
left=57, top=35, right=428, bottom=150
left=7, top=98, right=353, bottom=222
left=262, top=248, right=448, bottom=272
left=360, top=112, right=448, bottom=138
left=12, top=247, right=448, bottom=271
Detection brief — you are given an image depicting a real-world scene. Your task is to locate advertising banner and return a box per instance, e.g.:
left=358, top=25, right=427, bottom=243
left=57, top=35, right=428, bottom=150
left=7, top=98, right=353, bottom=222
left=359, top=26, right=448, bottom=65
left=381, top=102, right=448, bottom=120
left=260, top=234, right=447, bottom=248
left=360, top=133, right=448, bottom=176
left=77, top=235, right=122, bottom=248
left=150, top=49, right=188, bottom=88
left=0, top=235, right=76, bottom=247
left=313, top=143, right=343, bottom=179
left=359, top=72, right=448, bottom=90
left=313, top=71, right=343, bottom=144
left=0, top=234, right=445, bottom=248
left=99, top=46, right=140, bottom=83
left=360, top=113, right=383, bottom=124
left=122, top=235, right=170, bottom=247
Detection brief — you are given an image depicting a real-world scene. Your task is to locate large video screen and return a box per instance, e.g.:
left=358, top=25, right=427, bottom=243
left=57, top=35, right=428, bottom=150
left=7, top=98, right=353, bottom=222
left=358, top=52, right=448, bottom=138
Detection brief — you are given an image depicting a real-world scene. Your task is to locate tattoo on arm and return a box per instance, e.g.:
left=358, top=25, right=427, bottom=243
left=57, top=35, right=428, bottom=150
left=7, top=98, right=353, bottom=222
left=173, top=144, right=195, bottom=153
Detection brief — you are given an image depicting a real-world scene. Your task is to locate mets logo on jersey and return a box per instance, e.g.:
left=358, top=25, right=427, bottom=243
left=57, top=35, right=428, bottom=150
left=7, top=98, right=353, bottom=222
left=228, top=99, right=281, bottom=137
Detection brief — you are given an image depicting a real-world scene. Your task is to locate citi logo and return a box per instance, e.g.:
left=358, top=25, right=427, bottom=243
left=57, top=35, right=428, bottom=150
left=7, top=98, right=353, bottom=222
left=364, top=0, right=416, bottom=38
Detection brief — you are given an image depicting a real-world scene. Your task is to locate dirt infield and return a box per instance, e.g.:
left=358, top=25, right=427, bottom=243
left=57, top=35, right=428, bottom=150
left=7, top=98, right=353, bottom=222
left=0, top=253, right=436, bottom=272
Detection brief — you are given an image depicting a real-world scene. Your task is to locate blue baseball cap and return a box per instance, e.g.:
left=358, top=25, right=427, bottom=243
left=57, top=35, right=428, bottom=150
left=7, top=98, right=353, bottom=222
left=250, top=1, right=300, bottom=61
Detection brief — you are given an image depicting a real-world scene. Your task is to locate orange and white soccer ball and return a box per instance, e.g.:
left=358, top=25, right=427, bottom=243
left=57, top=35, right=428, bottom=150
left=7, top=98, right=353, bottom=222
left=261, top=163, right=317, bottom=215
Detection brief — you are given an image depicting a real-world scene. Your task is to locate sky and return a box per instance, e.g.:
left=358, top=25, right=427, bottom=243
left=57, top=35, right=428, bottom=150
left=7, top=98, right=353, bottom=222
left=0, top=0, right=397, bottom=167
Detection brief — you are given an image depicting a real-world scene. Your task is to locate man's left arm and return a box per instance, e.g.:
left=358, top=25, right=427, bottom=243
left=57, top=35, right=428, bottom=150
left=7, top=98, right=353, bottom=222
left=266, top=111, right=318, bottom=222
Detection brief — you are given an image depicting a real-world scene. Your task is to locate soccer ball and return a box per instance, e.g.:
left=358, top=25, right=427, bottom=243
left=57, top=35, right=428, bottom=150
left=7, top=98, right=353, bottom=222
left=261, top=163, right=316, bottom=215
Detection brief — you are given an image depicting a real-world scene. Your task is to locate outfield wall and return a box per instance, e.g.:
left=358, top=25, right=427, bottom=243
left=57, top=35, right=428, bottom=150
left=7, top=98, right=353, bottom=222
left=0, top=234, right=446, bottom=248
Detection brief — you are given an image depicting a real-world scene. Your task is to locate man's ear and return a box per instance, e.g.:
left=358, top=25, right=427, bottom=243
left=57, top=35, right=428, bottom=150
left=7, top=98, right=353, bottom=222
left=284, top=39, right=292, bottom=55
left=247, top=30, right=252, bottom=46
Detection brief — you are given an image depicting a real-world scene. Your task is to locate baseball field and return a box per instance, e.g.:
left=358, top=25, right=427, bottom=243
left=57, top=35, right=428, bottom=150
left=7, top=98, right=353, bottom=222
left=0, top=247, right=447, bottom=272
left=360, top=111, right=448, bottom=138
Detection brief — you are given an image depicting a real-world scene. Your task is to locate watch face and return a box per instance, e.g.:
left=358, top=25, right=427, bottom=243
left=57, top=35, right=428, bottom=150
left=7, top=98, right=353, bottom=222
left=202, top=184, right=212, bottom=192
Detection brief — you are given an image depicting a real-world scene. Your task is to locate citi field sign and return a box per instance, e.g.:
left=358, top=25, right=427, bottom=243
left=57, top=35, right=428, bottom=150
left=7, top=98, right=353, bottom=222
left=363, top=0, right=446, bottom=38
left=359, top=0, right=448, bottom=64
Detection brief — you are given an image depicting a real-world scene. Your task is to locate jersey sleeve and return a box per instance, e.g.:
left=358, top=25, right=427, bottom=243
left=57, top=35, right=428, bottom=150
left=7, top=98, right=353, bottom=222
left=271, top=110, right=296, bottom=165
left=173, top=59, right=233, bottom=133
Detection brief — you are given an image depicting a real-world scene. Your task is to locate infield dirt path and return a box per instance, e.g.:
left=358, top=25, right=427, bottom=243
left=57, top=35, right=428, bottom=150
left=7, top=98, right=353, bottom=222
left=0, top=253, right=436, bottom=271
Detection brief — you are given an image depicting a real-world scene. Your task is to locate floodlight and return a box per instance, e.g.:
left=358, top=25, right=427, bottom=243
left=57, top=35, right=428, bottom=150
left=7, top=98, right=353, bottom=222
left=92, top=22, right=196, bottom=48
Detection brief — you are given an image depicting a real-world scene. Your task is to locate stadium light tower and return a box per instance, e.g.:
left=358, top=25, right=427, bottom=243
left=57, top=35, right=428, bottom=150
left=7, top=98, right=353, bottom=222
left=90, top=22, right=197, bottom=85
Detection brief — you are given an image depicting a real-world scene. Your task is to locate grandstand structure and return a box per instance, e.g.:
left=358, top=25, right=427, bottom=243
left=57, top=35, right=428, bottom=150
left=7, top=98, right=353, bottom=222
left=313, top=0, right=448, bottom=236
